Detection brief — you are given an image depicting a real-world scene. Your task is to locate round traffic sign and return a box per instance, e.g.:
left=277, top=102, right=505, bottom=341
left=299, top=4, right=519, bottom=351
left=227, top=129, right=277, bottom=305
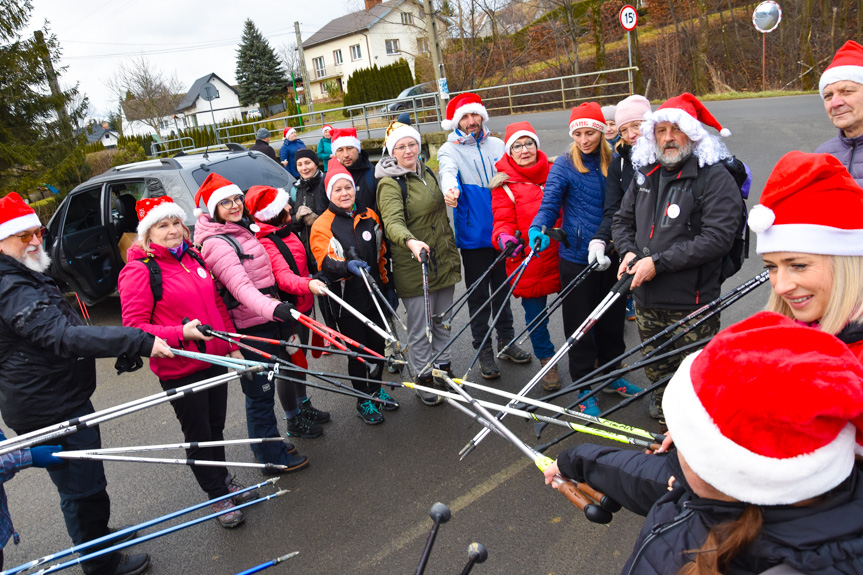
left=619, top=5, right=638, bottom=31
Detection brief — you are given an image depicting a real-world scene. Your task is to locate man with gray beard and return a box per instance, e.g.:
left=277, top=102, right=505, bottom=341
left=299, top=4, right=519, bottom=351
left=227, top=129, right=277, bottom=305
left=0, top=193, right=173, bottom=575
left=611, top=93, right=742, bottom=426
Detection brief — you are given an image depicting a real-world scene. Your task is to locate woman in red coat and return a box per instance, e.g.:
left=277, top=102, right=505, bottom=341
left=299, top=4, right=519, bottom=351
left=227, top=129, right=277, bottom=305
left=490, top=122, right=563, bottom=390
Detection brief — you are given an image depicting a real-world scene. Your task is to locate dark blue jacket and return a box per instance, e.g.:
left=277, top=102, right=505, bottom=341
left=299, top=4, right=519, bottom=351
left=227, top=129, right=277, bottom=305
left=532, top=151, right=605, bottom=264
left=280, top=139, right=307, bottom=179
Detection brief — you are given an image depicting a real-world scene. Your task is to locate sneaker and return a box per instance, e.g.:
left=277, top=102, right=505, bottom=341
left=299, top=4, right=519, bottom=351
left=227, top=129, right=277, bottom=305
left=414, top=374, right=442, bottom=406
left=114, top=553, right=150, bottom=575
left=299, top=398, right=331, bottom=424
left=577, top=390, right=601, bottom=417
left=478, top=347, right=500, bottom=379
left=356, top=399, right=385, bottom=424
left=626, top=295, right=635, bottom=321
left=539, top=357, right=560, bottom=392
left=212, top=499, right=245, bottom=529
left=286, top=413, right=324, bottom=438
left=648, top=389, right=665, bottom=420
left=259, top=451, right=309, bottom=475
left=226, top=474, right=258, bottom=505
left=374, top=387, right=400, bottom=411
left=498, top=341, right=531, bottom=364
left=601, top=378, right=642, bottom=397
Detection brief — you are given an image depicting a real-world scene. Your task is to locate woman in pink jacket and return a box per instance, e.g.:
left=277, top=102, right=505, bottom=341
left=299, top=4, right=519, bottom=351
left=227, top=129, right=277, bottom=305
left=118, top=196, right=252, bottom=528
left=245, top=185, right=331, bottom=439
left=192, top=174, right=309, bottom=473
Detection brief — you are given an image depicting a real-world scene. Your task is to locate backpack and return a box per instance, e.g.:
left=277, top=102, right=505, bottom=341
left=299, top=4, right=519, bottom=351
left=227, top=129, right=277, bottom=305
left=394, top=166, right=440, bottom=221
left=137, top=247, right=209, bottom=319
left=264, top=231, right=301, bottom=306
left=199, top=233, right=278, bottom=310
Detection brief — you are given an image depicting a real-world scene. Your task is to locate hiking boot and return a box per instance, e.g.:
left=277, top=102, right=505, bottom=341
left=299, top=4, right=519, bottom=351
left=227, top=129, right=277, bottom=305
left=478, top=347, right=500, bottom=379
left=259, top=451, right=309, bottom=475
left=625, top=294, right=635, bottom=321
left=114, top=553, right=150, bottom=575
left=226, top=474, right=258, bottom=505
left=374, top=387, right=400, bottom=411
left=577, top=390, right=601, bottom=417
left=414, top=374, right=443, bottom=406
left=432, top=362, right=456, bottom=386
left=299, top=398, right=330, bottom=423
left=648, top=389, right=665, bottom=420
left=212, top=499, right=245, bottom=529
left=601, top=378, right=642, bottom=397
left=498, top=341, right=532, bottom=364
left=539, top=357, right=560, bottom=391
left=286, top=412, right=324, bottom=439
left=356, top=399, right=385, bottom=424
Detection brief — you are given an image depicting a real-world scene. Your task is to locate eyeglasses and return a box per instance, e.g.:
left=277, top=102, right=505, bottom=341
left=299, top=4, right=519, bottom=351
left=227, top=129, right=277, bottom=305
left=510, top=140, right=537, bottom=153
left=218, top=195, right=245, bottom=209
left=13, top=227, right=46, bottom=243
left=618, top=122, right=642, bottom=137
left=393, top=142, right=419, bottom=153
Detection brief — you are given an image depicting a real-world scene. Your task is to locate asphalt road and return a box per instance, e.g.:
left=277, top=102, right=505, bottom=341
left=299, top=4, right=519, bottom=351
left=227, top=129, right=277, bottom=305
left=2, top=95, right=837, bottom=575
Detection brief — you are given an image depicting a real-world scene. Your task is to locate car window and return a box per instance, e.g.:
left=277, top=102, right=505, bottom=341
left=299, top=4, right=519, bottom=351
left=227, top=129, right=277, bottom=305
left=62, top=187, right=102, bottom=235
left=107, top=181, right=148, bottom=201
left=191, top=154, right=291, bottom=192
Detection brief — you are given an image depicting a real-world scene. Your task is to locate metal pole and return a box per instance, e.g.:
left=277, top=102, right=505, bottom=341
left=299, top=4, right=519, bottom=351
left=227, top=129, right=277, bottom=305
left=762, top=33, right=766, bottom=92
left=208, top=98, right=221, bottom=144
left=423, top=0, right=449, bottom=118
left=627, top=31, right=634, bottom=94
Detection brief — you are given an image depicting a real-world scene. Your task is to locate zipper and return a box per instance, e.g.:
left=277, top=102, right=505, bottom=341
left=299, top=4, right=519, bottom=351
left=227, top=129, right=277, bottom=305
left=625, top=506, right=695, bottom=574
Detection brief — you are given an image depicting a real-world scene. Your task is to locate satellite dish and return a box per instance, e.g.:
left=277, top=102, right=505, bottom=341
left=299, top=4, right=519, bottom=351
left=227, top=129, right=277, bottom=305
left=199, top=82, right=219, bottom=102
left=753, top=1, right=782, bottom=33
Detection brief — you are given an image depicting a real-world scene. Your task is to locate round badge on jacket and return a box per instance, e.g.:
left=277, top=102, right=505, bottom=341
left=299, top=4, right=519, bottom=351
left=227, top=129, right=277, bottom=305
left=197, top=268, right=208, bottom=279
left=667, top=204, right=681, bottom=219
left=362, top=231, right=372, bottom=242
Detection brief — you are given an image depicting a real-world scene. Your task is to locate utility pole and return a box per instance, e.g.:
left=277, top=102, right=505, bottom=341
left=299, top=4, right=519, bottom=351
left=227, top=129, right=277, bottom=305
left=294, top=21, right=314, bottom=113
left=34, top=30, right=73, bottom=139
left=422, top=0, right=448, bottom=119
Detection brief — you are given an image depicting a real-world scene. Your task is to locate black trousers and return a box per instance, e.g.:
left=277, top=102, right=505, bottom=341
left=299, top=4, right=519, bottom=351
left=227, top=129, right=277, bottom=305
left=276, top=321, right=309, bottom=411
left=159, top=365, right=231, bottom=499
left=559, top=259, right=627, bottom=382
left=461, top=247, right=515, bottom=350
left=336, top=309, right=384, bottom=397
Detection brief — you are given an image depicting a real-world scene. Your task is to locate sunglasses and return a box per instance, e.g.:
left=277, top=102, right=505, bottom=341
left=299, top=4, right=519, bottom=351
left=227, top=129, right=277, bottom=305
left=13, top=227, right=47, bottom=243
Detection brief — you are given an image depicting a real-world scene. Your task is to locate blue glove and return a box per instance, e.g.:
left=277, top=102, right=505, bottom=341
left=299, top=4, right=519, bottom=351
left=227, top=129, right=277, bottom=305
left=528, top=227, right=550, bottom=253
left=347, top=259, right=370, bottom=277
left=30, top=445, right=63, bottom=468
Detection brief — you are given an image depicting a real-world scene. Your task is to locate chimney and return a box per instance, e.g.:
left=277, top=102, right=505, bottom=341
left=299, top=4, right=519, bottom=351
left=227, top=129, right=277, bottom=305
left=365, top=0, right=382, bottom=9
left=101, top=121, right=109, bottom=129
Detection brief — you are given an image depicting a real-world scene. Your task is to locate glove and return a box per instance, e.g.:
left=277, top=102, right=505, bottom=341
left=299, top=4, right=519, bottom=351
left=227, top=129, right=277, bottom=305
left=347, top=259, right=370, bottom=277
left=114, top=353, right=143, bottom=375
left=383, top=287, right=399, bottom=312
left=295, top=205, right=312, bottom=219
left=498, top=233, right=524, bottom=256
left=30, top=445, right=63, bottom=468
left=528, top=227, right=550, bottom=253
left=273, top=302, right=297, bottom=323
left=588, top=239, right=612, bottom=272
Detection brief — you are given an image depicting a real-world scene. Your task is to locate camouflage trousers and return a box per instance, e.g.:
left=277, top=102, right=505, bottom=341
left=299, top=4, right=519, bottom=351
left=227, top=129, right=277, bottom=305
left=634, top=304, right=721, bottom=386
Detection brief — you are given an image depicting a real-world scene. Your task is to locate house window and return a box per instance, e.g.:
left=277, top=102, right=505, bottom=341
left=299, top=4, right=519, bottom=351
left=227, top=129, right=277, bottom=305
left=350, top=44, right=362, bottom=61
left=385, top=39, right=400, bottom=55
left=313, top=56, right=326, bottom=79
left=417, top=37, right=430, bottom=54
left=400, top=11, right=413, bottom=25
left=333, top=49, right=343, bottom=65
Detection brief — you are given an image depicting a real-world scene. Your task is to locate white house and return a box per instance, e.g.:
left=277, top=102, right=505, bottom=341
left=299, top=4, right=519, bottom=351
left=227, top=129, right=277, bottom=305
left=81, top=122, right=120, bottom=148
left=301, top=0, right=443, bottom=101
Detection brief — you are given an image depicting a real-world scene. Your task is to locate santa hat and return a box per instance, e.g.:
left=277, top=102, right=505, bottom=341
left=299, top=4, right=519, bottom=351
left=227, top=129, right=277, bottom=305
left=503, top=121, right=540, bottom=155
left=193, top=173, right=243, bottom=217
left=283, top=127, right=297, bottom=139
left=324, top=159, right=355, bottom=200
left=322, top=124, right=333, bottom=136
left=330, top=128, right=361, bottom=153
left=664, top=311, right=863, bottom=506
left=819, top=41, right=863, bottom=98
left=615, top=94, right=652, bottom=128
left=0, top=192, right=41, bottom=242
left=245, top=185, right=289, bottom=222
left=135, top=196, right=187, bottom=241
left=568, top=103, right=607, bottom=136
left=748, top=151, right=863, bottom=255
left=384, top=121, right=422, bottom=156
left=441, top=92, right=489, bottom=131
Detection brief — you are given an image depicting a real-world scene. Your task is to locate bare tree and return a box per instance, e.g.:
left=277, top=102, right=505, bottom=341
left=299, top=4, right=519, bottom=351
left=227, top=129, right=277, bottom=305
left=277, top=41, right=302, bottom=81
left=107, top=57, right=184, bottom=136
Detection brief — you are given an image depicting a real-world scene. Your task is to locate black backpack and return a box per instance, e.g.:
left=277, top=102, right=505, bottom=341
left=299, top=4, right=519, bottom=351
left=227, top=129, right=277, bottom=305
left=137, top=247, right=209, bottom=319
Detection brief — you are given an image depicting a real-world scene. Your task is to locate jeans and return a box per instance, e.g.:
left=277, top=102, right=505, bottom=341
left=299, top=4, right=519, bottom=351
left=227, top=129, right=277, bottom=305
left=520, top=296, right=555, bottom=359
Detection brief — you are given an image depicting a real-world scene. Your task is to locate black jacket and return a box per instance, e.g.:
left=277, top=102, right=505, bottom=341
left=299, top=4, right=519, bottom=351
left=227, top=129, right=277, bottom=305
left=290, top=170, right=326, bottom=273
left=0, top=256, right=154, bottom=430
left=250, top=139, right=278, bottom=163
left=611, top=155, right=742, bottom=310
left=594, top=143, right=635, bottom=244
left=345, top=150, right=378, bottom=214
left=558, top=445, right=863, bottom=575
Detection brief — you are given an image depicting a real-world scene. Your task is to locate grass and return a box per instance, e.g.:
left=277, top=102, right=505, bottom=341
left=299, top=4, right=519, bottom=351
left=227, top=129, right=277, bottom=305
left=696, top=90, right=818, bottom=102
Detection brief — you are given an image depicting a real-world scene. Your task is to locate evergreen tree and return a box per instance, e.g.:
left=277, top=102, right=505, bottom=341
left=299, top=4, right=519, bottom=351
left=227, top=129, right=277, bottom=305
left=235, top=19, right=288, bottom=118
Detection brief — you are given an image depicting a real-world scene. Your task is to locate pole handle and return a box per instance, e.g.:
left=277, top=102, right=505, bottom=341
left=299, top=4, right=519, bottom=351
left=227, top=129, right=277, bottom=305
left=576, top=482, right=622, bottom=513
left=610, top=271, right=634, bottom=295
left=419, top=248, right=429, bottom=265
left=555, top=480, right=613, bottom=524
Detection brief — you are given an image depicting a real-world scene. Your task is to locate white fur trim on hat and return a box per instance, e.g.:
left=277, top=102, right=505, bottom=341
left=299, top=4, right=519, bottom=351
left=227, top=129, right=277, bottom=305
left=664, top=351, right=857, bottom=505
left=254, top=188, right=290, bottom=222
left=505, top=130, right=540, bottom=155
left=332, top=135, right=361, bottom=153
left=326, top=173, right=353, bottom=200
left=754, top=222, right=863, bottom=255
left=630, top=110, right=732, bottom=169
left=136, top=202, right=187, bottom=242
left=441, top=102, right=489, bottom=131
left=385, top=124, right=422, bottom=156
left=568, top=118, right=607, bottom=136
left=0, top=212, right=41, bottom=243
left=206, top=184, right=243, bottom=218
left=819, top=65, right=863, bottom=97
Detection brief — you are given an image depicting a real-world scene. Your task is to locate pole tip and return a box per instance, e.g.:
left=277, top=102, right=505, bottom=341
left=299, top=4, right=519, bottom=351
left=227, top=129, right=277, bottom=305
left=429, top=502, right=451, bottom=523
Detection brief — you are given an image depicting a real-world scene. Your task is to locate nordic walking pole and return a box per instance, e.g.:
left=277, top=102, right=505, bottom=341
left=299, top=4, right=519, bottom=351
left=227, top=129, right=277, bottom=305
left=235, top=553, right=300, bottom=575
left=415, top=502, right=451, bottom=575
left=459, top=543, right=488, bottom=575
left=293, top=311, right=386, bottom=359
left=66, top=437, right=286, bottom=455
left=3, top=478, right=280, bottom=575
left=319, top=285, right=397, bottom=345
left=201, top=330, right=400, bottom=364
left=420, top=248, right=433, bottom=344
left=54, top=452, right=291, bottom=472
left=349, top=246, right=406, bottom=338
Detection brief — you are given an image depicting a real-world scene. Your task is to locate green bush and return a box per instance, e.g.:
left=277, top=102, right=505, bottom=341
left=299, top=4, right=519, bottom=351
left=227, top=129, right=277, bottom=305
left=30, top=196, right=58, bottom=223
left=111, top=142, right=148, bottom=167
left=343, top=58, right=415, bottom=116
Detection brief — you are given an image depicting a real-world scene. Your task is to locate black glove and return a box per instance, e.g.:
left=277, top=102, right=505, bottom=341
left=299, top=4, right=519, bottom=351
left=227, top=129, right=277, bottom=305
left=384, top=287, right=399, bottom=313
left=273, top=302, right=297, bottom=323
left=115, top=353, right=143, bottom=375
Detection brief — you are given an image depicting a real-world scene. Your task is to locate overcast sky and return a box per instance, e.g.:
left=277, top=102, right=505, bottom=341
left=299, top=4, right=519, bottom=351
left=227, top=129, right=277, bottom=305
left=23, top=1, right=364, bottom=117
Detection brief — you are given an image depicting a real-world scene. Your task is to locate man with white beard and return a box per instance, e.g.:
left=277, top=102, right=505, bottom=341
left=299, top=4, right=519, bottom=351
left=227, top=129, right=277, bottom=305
left=0, top=193, right=173, bottom=575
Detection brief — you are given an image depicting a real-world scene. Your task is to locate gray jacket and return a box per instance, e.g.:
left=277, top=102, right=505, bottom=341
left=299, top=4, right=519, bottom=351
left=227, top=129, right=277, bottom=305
left=815, top=130, right=863, bottom=186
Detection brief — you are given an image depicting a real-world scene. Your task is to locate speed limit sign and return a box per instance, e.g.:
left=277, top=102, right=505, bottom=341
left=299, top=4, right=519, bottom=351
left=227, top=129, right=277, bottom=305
left=619, top=5, right=638, bottom=31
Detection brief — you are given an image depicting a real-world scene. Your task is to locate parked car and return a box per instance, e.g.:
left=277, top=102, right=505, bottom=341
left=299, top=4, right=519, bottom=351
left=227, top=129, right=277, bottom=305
left=46, top=144, right=293, bottom=304
left=383, top=82, right=437, bottom=116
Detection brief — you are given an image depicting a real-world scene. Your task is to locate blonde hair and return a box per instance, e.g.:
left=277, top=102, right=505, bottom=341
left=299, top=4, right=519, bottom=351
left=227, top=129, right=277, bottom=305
left=678, top=506, right=763, bottom=575
left=142, top=217, right=191, bottom=251
left=569, top=136, right=611, bottom=177
left=765, top=254, right=863, bottom=335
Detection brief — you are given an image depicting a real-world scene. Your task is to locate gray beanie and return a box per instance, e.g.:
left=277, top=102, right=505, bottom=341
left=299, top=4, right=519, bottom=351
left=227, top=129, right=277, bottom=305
left=256, top=127, right=271, bottom=140
left=601, top=105, right=617, bottom=122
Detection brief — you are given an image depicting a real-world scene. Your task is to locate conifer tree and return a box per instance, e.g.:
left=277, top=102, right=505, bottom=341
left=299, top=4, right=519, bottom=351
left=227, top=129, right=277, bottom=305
left=235, top=19, right=287, bottom=118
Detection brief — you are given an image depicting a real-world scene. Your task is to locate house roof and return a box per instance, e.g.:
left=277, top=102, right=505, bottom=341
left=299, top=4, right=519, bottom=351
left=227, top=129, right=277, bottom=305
left=302, top=0, right=407, bottom=49
left=176, top=73, right=239, bottom=112
left=75, top=124, right=120, bottom=143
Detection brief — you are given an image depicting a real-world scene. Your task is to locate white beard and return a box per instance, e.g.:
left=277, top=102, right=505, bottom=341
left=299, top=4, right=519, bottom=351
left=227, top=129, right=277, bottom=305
left=19, top=245, right=52, bottom=273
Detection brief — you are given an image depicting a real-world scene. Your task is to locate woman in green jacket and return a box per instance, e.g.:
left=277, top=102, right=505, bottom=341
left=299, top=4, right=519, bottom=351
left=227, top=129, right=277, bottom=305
left=376, top=121, right=461, bottom=405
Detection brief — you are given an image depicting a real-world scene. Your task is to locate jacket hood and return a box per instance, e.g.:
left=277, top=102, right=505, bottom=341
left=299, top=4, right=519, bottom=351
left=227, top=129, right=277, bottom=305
left=447, top=126, right=492, bottom=147
left=374, top=155, right=421, bottom=179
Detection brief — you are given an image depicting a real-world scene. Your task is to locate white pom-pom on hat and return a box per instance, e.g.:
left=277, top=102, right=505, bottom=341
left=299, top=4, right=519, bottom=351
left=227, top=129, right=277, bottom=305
left=193, top=208, right=203, bottom=217
left=720, top=127, right=732, bottom=137
left=747, top=204, right=776, bottom=234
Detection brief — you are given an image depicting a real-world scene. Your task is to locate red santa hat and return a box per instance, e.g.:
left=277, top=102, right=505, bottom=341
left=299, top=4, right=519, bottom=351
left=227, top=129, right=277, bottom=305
left=819, top=41, right=863, bottom=98
left=244, top=185, right=290, bottom=222
left=441, top=92, right=489, bottom=131
left=330, top=128, right=361, bottom=153
left=650, top=92, right=731, bottom=138
left=193, top=173, right=243, bottom=217
left=135, top=196, right=187, bottom=241
left=748, top=151, right=863, bottom=255
left=568, top=103, right=607, bottom=136
left=0, top=192, right=41, bottom=242
left=664, top=311, right=863, bottom=505
left=322, top=124, right=334, bottom=136
left=383, top=121, right=422, bottom=156
left=324, top=159, right=355, bottom=200
left=503, top=121, right=540, bottom=155
left=283, top=127, right=297, bottom=139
